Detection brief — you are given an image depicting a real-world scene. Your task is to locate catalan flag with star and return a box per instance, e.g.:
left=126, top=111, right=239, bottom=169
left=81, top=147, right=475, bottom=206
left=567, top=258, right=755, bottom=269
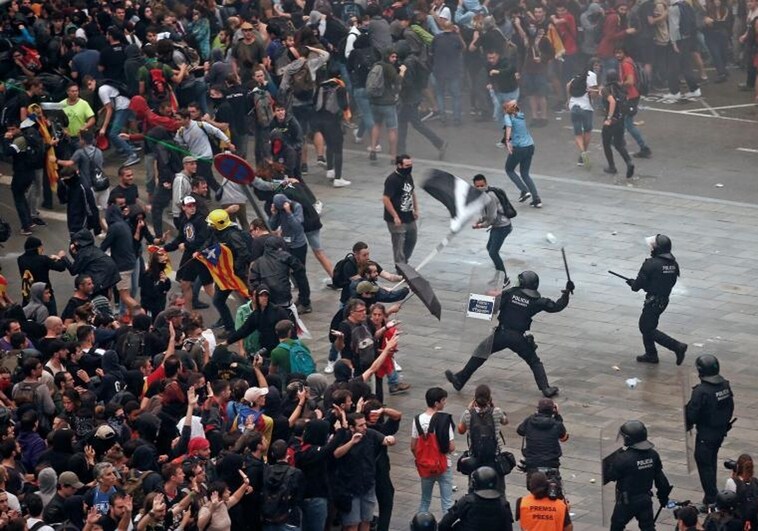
left=195, top=243, right=250, bottom=298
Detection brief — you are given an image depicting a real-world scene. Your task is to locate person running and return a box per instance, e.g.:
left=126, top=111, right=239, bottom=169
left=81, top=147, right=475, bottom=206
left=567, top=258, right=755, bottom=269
left=600, top=70, right=635, bottom=180
left=502, top=101, right=542, bottom=208
left=567, top=58, right=600, bottom=169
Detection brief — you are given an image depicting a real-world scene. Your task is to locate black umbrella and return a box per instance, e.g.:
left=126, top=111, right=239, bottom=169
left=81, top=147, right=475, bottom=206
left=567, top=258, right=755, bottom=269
left=397, top=263, right=442, bottom=320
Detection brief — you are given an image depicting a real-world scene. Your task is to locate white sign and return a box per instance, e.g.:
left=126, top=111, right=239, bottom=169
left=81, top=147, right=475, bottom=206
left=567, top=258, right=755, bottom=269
left=467, top=293, right=496, bottom=321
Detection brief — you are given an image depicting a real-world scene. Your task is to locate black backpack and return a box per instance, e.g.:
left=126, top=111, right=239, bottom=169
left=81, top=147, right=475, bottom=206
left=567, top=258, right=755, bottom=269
left=489, top=187, right=517, bottom=219
left=468, top=408, right=498, bottom=464
left=569, top=73, right=587, bottom=98
left=331, top=253, right=355, bottom=289
left=117, top=330, right=145, bottom=368
left=261, top=466, right=296, bottom=524
left=22, top=127, right=45, bottom=168
left=736, top=477, right=758, bottom=525
left=677, top=1, right=697, bottom=38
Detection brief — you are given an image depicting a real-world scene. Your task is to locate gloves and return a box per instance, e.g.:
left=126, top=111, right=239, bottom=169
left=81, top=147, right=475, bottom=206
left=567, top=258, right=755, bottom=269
left=565, top=280, right=575, bottom=293
left=657, top=496, right=669, bottom=507
left=626, top=278, right=634, bottom=288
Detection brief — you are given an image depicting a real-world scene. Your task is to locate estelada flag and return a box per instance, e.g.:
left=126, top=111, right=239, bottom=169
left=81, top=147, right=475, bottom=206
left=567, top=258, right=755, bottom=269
left=195, top=243, right=250, bottom=298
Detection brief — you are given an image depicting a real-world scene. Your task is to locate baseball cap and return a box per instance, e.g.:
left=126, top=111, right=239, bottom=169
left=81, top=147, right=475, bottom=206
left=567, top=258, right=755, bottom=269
left=188, top=437, right=210, bottom=454
left=244, top=386, right=268, bottom=404
left=59, top=471, right=84, bottom=489
left=182, top=196, right=197, bottom=206
left=182, top=156, right=197, bottom=164
left=356, top=281, right=378, bottom=295
left=94, top=425, right=116, bottom=440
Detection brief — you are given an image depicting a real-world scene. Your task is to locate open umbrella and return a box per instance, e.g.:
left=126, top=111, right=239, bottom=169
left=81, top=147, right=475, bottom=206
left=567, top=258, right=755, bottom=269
left=397, top=263, right=442, bottom=320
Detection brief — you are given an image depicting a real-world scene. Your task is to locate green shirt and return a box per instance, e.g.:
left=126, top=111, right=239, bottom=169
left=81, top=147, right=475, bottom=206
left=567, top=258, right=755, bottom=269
left=59, top=98, right=95, bottom=137
left=270, top=339, right=296, bottom=377
left=137, top=60, right=176, bottom=98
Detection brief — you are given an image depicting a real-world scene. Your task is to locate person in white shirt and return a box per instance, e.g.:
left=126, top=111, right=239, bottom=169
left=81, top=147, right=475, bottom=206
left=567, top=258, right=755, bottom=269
left=26, top=493, right=56, bottom=531
left=84, top=76, right=140, bottom=168
left=566, top=58, right=600, bottom=168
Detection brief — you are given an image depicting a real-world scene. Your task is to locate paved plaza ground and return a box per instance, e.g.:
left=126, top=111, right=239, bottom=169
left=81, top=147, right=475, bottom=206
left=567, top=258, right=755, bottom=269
left=1, top=76, right=757, bottom=529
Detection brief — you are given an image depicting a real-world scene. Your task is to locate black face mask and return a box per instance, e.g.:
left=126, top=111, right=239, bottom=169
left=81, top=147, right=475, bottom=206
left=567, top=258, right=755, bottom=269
left=397, top=166, right=412, bottom=177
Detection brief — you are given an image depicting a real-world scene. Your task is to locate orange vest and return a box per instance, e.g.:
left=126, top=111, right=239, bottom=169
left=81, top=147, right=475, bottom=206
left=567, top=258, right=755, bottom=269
left=517, top=494, right=568, bottom=531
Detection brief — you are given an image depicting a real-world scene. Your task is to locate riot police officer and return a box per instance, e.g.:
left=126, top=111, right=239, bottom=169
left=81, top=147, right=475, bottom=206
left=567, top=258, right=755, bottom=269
left=446, top=271, right=572, bottom=397
left=411, top=512, right=437, bottom=531
left=686, top=354, right=735, bottom=509
left=438, top=466, right=514, bottom=531
left=628, top=234, right=688, bottom=365
left=603, top=420, right=672, bottom=531
left=517, top=398, right=569, bottom=482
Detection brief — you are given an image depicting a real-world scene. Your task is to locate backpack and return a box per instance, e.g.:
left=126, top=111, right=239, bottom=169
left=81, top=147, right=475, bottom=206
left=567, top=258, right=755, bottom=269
left=14, top=381, right=51, bottom=433
left=173, top=42, right=202, bottom=73
left=231, top=403, right=265, bottom=433
left=123, top=469, right=158, bottom=513
left=489, top=187, right=517, bottom=219
left=704, top=511, right=739, bottom=531
left=291, top=62, right=316, bottom=100
left=22, top=127, right=44, bottom=168
left=736, top=477, right=758, bottom=524
left=0, top=93, right=20, bottom=129
left=261, top=466, right=297, bottom=524
left=252, top=88, right=274, bottom=128
left=633, top=60, right=651, bottom=96
left=331, top=254, right=355, bottom=289
left=279, top=340, right=316, bottom=376
left=147, top=63, right=170, bottom=101
left=118, top=330, right=145, bottom=368
left=29, top=522, right=46, bottom=531
left=197, top=122, right=225, bottom=155
left=569, top=73, right=588, bottom=98
left=414, top=414, right=448, bottom=478
left=285, top=440, right=311, bottom=466
left=100, top=78, right=134, bottom=98
left=0, top=216, right=9, bottom=244
left=315, top=82, right=343, bottom=115
left=468, top=408, right=498, bottom=464
left=677, top=1, right=697, bottom=38
left=85, top=148, right=109, bottom=192
left=609, top=84, right=634, bottom=117
left=365, top=63, right=385, bottom=99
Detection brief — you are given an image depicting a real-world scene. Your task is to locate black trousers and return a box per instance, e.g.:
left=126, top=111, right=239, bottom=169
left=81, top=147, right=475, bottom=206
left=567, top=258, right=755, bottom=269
left=695, top=435, right=724, bottom=504
left=667, top=38, right=700, bottom=94
left=397, top=102, right=444, bottom=154
left=375, top=467, right=394, bottom=531
left=313, top=112, right=344, bottom=179
left=639, top=295, right=682, bottom=358
left=601, top=119, right=631, bottom=170
left=196, top=159, right=220, bottom=191
left=610, top=496, right=655, bottom=531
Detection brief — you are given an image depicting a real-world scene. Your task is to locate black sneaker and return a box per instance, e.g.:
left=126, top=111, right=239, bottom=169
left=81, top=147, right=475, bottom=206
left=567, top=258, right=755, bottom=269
left=530, top=200, right=543, bottom=208
left=316, top=156, right=326, bottom=167
left=301, top=163, right=309, bottom=175
left=626, top=164, right=635, bottom=179
left=31, top=217, right=47, bottom=226
left=577, top=154, right=584, bottom=167
left=603, top=167, right=618, bottom=175
left=636, top=354, right=660, bottom=364
left=633, top=147, right=652, bottom=159
left=445, top=370, right=463, bottom=391
left=541, top=386, right=559, bottom=397
left=369, top=150, right=377, bottom=162
left=675, top=343, right=688, bottom=366
left=518, top=191, right=532, bottom=203
left=296, top=303, right=312, bottom=314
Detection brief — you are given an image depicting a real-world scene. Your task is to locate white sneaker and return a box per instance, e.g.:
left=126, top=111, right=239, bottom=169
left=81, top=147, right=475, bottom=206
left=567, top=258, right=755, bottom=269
left=324, top=360, right=335, bottom=374
left=313, top=200, right=323, bottom=215
left=326, top=169, right=335, bottom=180
left=374, top=144, right=382, bottom=152
left=333, top=178, right=351, bottom=188
left=684, top=88, right=702, bottom=99
left=353, top=130, right=362, bottom=143
left=393, top=359, right=402, bottom=372
left=661, top=92, right=682, bottom=101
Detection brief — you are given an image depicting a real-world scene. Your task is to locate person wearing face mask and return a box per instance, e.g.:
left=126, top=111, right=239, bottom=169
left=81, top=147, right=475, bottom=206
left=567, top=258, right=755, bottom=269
left=382, top=155, right=418, bottom=269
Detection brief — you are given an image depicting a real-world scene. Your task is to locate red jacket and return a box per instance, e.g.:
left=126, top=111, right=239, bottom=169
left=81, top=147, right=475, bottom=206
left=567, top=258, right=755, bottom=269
left=597, top=10, right=627, bottom=58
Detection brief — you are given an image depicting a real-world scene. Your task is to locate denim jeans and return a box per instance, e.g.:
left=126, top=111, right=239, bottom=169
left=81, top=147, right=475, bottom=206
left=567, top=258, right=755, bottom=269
left=418, top=466, right=454, bottom=513
left=505, top=145, right=540, bottom=201
left=300, top=497, right=327, bottom=531
left=623, top=99, right=647, bottom=151
left=386, top=221, right=417, bottom=266
left=109, top=108, right=135, bottom=157
left=704, top=30, right=729, bottom=77
left=353, top=87, right=374, bottom=138
left=213, top=289, right=236, bottom=332
left=435, top=76, right=462, bottom=123
left=12, top=172, right=34, bottom=230
left=487, top=224, right=512, bottom=274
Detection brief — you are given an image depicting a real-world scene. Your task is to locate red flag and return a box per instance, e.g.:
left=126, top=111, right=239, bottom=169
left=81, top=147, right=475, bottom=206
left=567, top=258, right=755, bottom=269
left=195, top=243, right=250, bottom=298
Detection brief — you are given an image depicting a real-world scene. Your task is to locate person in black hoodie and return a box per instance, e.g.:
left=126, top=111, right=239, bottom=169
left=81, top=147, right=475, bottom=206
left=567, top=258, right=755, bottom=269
left=17, top=236, right=67, bottom=314
left=347, top=33, right=381, bottom=143
left=396, top=42, right=447, bottom=159
left=140, top=249, right=172, bottom=321
left=62, top=230, right=120, bottom=298
left=224, top=286, right=290, bottom=355
left=98, top=351, right=127, bottom=403
left=312, top=66, right=352, bottom=188
left=38, top=428, right=76, bottom=476
left=2, top=119, right=43, bottom=236
left=516, top=398, right=568, bottom=478
left=248, top=238, right=310, bottom=312
left=57, top=166, right=101, bottom=236
left=101, top=201, right=139, bottom=315
left=295, top=419, right=340, bottom=531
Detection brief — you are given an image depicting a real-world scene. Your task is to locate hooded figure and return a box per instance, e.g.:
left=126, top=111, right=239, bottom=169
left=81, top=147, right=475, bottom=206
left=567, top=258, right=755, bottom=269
left=124, top=44, right=144, bottom=95
left=224, top=284, right=291, bottom=353
left=101, top=204, right=137, bottom=273
left=35, top=467, right=58, bottom=508
left=57, top=171, right=100, bottom=235
left=98, top=350, right=127, bottom=403
left=248, top=238, right=310, bottom=309
left=23, top=282, right=49, bottom=324
left=38, top=428, right=75, bottom=475
left=63, top=229, right=120, bottom=295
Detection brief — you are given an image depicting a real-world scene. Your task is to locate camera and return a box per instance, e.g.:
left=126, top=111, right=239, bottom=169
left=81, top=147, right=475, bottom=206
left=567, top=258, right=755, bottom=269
left=724, top=459, right=737, bottom=471
left=539, top=467, right=563, bottom=500
left=247, top=347, right=268, bottom=361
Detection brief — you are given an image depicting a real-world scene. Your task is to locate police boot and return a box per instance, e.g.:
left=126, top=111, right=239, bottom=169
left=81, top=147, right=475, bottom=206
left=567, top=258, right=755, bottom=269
left=675, top=343, right=688, bottom=366
left=531, top=362, right=559, bottom=397
left=445, top=357, right=485, bottom=391
left=636, top=354, right=659, bottom=364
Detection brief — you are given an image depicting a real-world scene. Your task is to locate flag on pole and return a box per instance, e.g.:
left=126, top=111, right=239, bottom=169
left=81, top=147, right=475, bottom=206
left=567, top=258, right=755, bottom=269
left=195, top=243, right=250, bottom=297
left=422, top=169, right=489, bottom=233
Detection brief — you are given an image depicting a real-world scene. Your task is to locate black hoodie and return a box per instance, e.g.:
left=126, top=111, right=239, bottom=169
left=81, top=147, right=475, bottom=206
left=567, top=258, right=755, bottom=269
left=294, top=419, right=340, bottom=499
left=516, top=412, right=567, bottom=468
left=17, top=248, right=67, bottom=304
left=101, top=205, right=136, bottom=272
left=64, top=229, right=121, bottom=294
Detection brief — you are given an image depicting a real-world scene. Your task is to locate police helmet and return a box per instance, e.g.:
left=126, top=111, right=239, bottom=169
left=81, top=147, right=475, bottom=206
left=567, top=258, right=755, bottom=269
left=715, top=490, right=739, bottom=511
left=650, top=234, right=672, bottom=256
left=410, top=512, right=437, bottom=531
left=206, top=209, right=232, bottom=231
left=471, top=466, right=501, bottom=499
left=619, top=420, right=654, bottom=450
left=696, top=354, right=724, bottom=384
left=518, top=271, right=540, bottom=296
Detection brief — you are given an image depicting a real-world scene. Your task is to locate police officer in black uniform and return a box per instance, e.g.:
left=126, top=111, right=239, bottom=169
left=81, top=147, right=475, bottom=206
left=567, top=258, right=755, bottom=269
left=446, top=271, right=572, bottom=397
left=686, top=354, right=735, bottom=509
left=438, top=466, right=514, bottom=531
left=603, top=420, right=672, bottom=531
left=628, top=234, right=688, bottom=365
left=517, top=398, right=569, bottom=483
left=411, top=512, right=438, bottom=531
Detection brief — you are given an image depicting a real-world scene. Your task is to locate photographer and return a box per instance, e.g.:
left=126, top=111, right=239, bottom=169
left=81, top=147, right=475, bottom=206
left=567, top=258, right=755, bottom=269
left=439, top=466, right=514, bottom=531
left=516, top=398, right=568, bottom=485
left=703, top=491, right=743, bottom=530
left=602, top=420, right=672, bottom=531
left=724, top=454, right=758, bottom=529
left=515, top=471, right=571, bottom=531
left=675, top=505, right=699, bottom=531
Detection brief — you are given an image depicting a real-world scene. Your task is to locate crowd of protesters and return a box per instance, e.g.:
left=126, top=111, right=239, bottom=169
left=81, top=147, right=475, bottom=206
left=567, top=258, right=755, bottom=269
left=0, top=0, right=755, bottom=527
